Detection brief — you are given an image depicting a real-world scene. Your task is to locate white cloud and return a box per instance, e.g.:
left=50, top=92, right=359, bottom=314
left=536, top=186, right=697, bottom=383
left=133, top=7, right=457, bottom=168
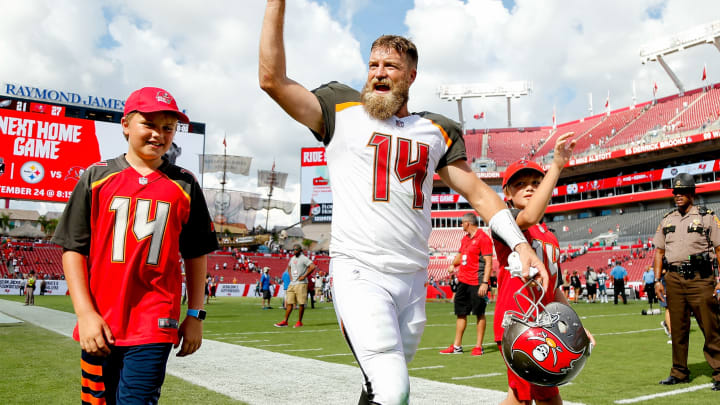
left=406, top=0, right=720, bottom=128
left=2, top=0, right=720, bottom=225
left=1, top=0, right=364, bottom=226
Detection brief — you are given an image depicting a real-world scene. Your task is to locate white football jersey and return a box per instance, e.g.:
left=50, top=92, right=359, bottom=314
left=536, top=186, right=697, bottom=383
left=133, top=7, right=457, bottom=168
left=312, top=82, right=466, bottom=273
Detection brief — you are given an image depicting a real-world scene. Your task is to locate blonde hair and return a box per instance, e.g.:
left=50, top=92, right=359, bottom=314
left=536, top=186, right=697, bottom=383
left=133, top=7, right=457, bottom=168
left=371, top=35, right=418, bottom=69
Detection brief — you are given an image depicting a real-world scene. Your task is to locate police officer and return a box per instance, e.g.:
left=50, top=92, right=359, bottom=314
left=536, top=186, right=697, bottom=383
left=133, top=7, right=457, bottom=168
left=24, top=270, right=36, bottom=306
left=653, top=173, right=720, bottom=391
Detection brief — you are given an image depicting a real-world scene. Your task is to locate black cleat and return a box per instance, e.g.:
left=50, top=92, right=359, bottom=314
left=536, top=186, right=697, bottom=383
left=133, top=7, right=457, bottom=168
left=659, top=375, right=689, bottom=385
left=712, top=380, right=720, bottom=391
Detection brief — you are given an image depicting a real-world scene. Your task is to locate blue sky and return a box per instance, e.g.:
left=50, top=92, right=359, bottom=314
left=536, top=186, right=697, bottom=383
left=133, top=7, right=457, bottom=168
left=331, top=0, right=516, bottom=71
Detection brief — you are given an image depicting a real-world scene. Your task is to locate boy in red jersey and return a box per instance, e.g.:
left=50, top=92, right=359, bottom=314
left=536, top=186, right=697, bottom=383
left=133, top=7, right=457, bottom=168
left=492, top=132, right=595, bottom=405
left=53, top=87, right=218, bottom=405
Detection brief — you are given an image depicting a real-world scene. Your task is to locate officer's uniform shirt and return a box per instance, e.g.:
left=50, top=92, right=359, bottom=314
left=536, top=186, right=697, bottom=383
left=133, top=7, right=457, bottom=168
left=653, top=205, right=720, bottom=266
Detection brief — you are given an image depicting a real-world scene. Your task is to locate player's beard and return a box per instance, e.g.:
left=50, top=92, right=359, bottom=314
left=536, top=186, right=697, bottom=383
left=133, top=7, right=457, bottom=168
left=360, top=76, right=410, bottom=121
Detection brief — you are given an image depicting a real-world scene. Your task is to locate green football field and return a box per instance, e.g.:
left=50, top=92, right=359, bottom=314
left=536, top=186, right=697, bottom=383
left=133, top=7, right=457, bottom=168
left=1, top=294, right=718, bottom=404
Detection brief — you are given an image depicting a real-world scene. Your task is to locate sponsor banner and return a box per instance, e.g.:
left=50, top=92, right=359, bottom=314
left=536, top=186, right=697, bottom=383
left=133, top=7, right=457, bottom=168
left=0, top=278, right=67, bottom=295
left=0, top=108, right=204, bottom=203
left=40, top=279, right=68, bottom=295
left=555, top=169, right=663, bottom=196
left=301, top=147, right=332, bottom=222
left=199, top=154, right=252, bottom=175
left=215, top=283, right=283, bottom=297
left=2, top=83, right=125, bottom=111
left=661, top=160, right=715, bottom=179
left=0, top=278, right=25, bottom=295
left=300, top=202, right=332, bottom=223
left=301, top=147, right=327, bottom=167
left=553, top=160, right=718, bottom=197
left=217, top=283, right=246, bottom=296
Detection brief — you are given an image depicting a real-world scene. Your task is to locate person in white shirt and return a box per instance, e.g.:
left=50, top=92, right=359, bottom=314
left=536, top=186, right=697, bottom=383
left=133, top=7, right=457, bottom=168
left=259, top=2, right=548, bottom=403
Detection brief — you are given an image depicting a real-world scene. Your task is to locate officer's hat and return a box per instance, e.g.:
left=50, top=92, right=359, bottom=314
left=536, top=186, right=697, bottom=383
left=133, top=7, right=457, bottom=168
left=671, top=173, right=696, bottom=194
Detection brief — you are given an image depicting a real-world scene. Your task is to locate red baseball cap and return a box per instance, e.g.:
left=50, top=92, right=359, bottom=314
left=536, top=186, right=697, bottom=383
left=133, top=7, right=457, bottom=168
left=502, top=159, right=545, bottom=188
left=123, top=87, right=189, bottom=123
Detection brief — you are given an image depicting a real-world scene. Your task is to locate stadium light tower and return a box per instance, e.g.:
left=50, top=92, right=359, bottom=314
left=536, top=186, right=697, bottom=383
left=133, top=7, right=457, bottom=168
left=640, top=20, right=720, bottom=94
left=437, top=81, right=532, bottom=129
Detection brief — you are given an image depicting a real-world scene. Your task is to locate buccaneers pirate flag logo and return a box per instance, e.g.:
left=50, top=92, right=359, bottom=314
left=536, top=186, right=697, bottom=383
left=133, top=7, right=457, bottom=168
left=509, top=328, right=584, bottom=374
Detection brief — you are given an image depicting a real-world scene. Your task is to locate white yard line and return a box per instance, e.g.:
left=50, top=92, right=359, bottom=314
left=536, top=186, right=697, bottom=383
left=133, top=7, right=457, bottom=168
left=580, top=312, right=639, bottom=318
left=315, top=352, right=354, bottom=358
left=283, top=348, right=324, bottom=352
left=408, top=365, right=445, bottom=371
left=451, top=373, right=503, bottom=380
left=594, top=328, right=664, bottom=336
left=0, top=299, right=585, bottom=405
left=205, top=329, right=331, bottom=336
left=614, top=384, right=713, bottom=403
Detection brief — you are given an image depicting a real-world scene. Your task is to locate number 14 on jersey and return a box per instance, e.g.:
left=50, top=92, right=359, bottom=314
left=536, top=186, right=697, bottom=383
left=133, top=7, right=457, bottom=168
left=367, top=133, right=430, bottom=209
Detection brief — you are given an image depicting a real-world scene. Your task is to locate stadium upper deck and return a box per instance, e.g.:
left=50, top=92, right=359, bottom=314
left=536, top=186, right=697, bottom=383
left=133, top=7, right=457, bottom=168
left=464, top=84, right=720, bottom=171
left=430, top=83, right=720, bottom=247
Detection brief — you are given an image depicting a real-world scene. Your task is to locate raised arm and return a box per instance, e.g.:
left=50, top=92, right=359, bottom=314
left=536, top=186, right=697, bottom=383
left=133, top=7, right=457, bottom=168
left=515, top=132, right=575, bottom=229
left=438, top=160, right=550, bottom=291
left=259, top=0, right=324, bottom=135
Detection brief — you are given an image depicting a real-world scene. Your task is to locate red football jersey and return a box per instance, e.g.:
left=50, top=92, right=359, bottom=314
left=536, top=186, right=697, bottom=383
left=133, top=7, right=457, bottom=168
left=493, top=222, right=560, bottom=342
left=457, top=228, right=492, bottom=286
left=53, top=156, right=218, bottom=346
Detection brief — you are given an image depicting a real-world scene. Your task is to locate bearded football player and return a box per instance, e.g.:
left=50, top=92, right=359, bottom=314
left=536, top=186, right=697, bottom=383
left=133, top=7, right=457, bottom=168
left=260, top=1, right=551, bottom=403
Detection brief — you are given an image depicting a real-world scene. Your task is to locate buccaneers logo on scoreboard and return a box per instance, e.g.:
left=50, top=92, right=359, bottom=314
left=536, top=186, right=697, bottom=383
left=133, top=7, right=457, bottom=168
left=64, top=166, right=85, bottom=181
left=509, top=328, right=584, bottom=374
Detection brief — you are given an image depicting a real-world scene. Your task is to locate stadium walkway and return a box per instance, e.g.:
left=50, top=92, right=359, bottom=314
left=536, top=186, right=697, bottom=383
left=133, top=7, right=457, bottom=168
left=0, top=299, right=584, bottom=404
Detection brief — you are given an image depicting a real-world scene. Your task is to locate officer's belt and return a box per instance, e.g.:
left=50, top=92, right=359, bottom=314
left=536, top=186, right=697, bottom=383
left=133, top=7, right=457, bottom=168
left=667, top=263, right=712, bottom=277
left=666, top=263, right=691, bottom=273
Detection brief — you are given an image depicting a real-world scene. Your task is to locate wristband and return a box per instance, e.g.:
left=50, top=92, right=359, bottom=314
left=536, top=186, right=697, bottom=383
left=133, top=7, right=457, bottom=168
left=481, top=281, right=489, bottom=285
left=187, top=309, right=206, bottom=321
left=490, top=209, right=527, bottom=250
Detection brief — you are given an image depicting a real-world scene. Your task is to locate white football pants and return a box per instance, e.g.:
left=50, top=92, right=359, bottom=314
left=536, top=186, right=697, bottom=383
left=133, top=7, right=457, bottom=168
left=330, top=259, right=427, bottom=405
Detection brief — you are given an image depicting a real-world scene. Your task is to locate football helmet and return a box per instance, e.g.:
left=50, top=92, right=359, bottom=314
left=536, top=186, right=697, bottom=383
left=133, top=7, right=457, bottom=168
left=501, top=279, right=591, bottom=387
